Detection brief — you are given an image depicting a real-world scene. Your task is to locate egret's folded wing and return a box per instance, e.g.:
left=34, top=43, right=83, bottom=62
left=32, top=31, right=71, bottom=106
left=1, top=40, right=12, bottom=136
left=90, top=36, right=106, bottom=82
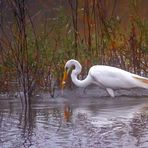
left=132, top=75, right=148, bottom=85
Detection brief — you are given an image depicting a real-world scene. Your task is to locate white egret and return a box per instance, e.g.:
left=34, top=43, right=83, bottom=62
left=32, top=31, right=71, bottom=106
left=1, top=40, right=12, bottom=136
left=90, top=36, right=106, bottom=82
left=61, top=59, right=148, bottom=97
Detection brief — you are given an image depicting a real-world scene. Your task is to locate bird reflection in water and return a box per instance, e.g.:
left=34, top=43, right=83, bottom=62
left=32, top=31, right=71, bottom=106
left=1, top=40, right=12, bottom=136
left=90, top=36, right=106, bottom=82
left=64, top=104, right=72, bottom=122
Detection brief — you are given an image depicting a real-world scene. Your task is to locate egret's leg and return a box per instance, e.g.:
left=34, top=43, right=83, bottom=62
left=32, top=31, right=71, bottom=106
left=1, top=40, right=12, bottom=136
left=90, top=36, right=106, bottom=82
left=83, top=87, right=87, bottom=94
left=106, top=88, right=115, bottom=97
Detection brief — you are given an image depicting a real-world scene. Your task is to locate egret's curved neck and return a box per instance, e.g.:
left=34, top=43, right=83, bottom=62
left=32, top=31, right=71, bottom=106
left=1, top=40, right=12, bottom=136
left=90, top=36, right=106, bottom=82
left=71, top=62, right=92, bottom=87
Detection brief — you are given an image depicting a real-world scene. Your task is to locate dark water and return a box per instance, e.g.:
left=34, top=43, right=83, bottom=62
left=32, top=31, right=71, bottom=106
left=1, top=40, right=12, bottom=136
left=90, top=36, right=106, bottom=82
left=0, top=88, right=148, bottom=148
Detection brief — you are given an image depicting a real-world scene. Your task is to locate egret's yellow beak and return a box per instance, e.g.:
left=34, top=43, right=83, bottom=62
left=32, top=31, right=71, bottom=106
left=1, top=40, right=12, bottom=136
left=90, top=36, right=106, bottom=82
left=61, top=70, right=68, bottom=89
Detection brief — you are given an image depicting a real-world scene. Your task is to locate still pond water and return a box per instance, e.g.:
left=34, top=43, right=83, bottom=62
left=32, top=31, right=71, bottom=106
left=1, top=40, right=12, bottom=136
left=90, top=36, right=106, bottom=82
left=0, top=88, right=148, bottom=148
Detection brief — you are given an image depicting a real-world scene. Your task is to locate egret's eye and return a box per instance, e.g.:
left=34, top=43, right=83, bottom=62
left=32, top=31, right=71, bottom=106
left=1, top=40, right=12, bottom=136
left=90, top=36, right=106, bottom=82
left=65, top=67, right=68, bottom=71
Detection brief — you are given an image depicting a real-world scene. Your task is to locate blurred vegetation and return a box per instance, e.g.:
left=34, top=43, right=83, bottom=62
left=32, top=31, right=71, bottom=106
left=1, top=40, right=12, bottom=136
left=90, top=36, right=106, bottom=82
left=0, top=0, right=148, bottom=102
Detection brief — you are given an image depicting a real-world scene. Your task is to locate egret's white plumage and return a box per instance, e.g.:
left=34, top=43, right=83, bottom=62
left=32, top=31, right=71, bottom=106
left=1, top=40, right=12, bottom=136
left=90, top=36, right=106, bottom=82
left=62, top=59, right=148, bottom=97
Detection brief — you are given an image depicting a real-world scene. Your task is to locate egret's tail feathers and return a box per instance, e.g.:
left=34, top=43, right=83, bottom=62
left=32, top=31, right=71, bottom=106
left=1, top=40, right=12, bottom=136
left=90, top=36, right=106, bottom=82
left=132, top=75, right=148, bottom=89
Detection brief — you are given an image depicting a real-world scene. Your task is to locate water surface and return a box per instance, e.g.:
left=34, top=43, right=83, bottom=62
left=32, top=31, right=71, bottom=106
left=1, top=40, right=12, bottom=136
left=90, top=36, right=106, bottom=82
left=0, top=88, right=148, bottom=148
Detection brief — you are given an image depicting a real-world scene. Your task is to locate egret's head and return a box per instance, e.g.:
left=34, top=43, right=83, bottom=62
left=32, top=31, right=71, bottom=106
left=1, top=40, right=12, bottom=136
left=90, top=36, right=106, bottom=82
left=61, top=59, right=76, bottom=89
left=65, top=59, right=77, bottom=69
